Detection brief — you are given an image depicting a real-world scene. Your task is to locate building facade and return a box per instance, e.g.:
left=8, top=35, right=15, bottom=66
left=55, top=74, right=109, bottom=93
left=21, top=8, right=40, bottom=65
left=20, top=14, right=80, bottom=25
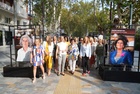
left=0, top=0, right=29, bottom=46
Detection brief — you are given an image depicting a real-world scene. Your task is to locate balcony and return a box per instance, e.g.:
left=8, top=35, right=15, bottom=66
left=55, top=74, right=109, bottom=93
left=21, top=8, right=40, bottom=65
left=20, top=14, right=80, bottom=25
left=0, top=2, right=14, bottom=13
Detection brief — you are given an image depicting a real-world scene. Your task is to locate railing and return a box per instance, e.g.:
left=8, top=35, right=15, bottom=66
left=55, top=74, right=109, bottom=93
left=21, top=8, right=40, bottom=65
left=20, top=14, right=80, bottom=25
left=0, top=2, right=14, bottom=13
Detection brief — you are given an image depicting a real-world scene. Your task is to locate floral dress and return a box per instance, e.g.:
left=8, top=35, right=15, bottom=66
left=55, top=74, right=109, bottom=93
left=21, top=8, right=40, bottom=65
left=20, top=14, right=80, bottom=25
left=32, top=45, right=44, bottom=66
left=68, top=44, right=79, bottom=61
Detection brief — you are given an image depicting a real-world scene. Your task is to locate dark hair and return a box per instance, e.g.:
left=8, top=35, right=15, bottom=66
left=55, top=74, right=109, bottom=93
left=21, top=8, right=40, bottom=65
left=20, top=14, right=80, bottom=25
left=114, top=38, right=127, bottom=48
left=70, top=38, right=74, bottom=43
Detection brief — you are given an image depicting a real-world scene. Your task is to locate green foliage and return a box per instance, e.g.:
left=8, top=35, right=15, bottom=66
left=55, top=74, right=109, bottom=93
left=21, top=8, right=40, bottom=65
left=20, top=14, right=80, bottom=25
left=25, top=0, right=140, bottom=37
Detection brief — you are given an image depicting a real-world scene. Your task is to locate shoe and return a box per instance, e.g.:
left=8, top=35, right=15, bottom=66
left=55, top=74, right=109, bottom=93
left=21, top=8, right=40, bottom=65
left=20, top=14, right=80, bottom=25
left=95, top=67, right=99, bottom=70
left=32, top=78, right=36, bottom=83
left=57, top=73, right=60, bottom=76
left=61, top=73, right=65, bottom=76
left=87, top=71, right=90, bottom=74
left=69, top=71, right=72, bottom=74
left=82, top=73, right=86, bottom=76
left=42, top=74, right=45, bottom=79
left=71, top=72, right=74, bottom=75
left=54, top=69, right=57, bottom=73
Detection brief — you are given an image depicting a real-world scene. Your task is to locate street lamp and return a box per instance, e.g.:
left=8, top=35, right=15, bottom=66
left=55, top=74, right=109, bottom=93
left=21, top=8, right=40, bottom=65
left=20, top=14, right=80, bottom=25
left=113, top=14, right=119, bottom=28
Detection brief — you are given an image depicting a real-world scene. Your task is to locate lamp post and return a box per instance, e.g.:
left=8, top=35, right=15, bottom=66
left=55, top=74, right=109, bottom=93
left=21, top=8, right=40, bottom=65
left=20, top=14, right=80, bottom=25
left=28, top=0, right=32, bottom=28
left=129, top=4, right=133, bottom=29
left=110, top=0, right=113, bottom=22
left=42, top=1, right=45, bottom=39
left=113, top=14, right=119, bottom=28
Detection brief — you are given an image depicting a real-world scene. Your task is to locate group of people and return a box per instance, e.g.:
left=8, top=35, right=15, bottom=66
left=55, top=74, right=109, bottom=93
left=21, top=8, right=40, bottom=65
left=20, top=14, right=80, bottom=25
left=16, top=33, right=133, bottom=83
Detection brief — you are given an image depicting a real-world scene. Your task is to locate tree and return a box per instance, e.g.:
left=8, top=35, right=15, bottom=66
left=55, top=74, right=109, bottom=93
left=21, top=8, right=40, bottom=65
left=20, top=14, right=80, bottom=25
left=101, top=0, right=140, bottom=26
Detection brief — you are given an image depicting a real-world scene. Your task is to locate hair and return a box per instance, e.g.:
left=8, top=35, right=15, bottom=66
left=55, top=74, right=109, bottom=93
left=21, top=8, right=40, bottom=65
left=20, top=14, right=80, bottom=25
left=114, top=38, right=127, bottom=48
left=47, top=36, right=52, bottom=45
left=70, top=38, right=74, bottom=43
left=19, top=35, right=32, bottom=46
left=64, top=36, right=69, bottom=42
left=83, top=36, right=89, bottom=44
left=53, top=36, right=57, bottom=41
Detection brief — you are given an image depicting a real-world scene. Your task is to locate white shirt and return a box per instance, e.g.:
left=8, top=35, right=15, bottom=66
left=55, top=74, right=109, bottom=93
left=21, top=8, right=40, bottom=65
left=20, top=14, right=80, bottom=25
left=48, top=42, right=54, bottom=56
left=17, top=47, right=31, bottom=62
left=43, top=41, right=47, bottom=49
left=57, top=42, right=67, bottom=55
left=91, top=42, right=98, bottom=55
left=80, top=43, right=91, bottom=58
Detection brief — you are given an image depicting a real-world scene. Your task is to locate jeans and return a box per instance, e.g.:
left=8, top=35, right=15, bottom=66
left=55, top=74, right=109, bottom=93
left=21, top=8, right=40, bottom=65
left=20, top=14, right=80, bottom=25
left=82, top=56, right=89, bottom=73
left=69, top=59, right=76, bottom=72
left=96, top=55, right=104, bottom=67
left=58, top=54, right=67, bottom=74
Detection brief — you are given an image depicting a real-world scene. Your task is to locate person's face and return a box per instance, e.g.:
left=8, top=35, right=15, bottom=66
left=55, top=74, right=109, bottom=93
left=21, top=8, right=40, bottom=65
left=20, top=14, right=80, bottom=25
left=22, top=38, right=28, bottom=48
left=53, top=36, right=57, bottom=41
left=84, top=37, right=88, bottom=43
left=35, top=39, right=40, bottom=46
left=80, top=38, right=83, bottom=43
left=46, top=36, right=49, bottom=41
left=116, top=40, right=124, bottom=49
left=89, top=38, right=93, bottom=43
left=65, top=37, right=67, bottom=41
left=71, top=40, right=74, bottom=44
left=61, top=36, right=64, bottom=42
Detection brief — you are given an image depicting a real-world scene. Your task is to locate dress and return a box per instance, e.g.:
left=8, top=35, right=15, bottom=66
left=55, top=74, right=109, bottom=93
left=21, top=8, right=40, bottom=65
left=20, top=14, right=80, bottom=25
left=45, top=42, right=54, bottom=69
left=32, top=46, right=44, bottom=66
left=68, top=44, right=79, bottom=72
left=110, top=50, right=133, bottom=65
left=68, top=44, right=79, bottom=61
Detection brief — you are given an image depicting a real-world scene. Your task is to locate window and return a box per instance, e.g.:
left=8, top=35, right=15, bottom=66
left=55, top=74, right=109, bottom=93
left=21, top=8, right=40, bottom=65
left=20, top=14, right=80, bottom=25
left=17, top=20, right=20, bottom=25
left=23, top=22, right=27, bottom=25
left=5, top=17, right=11, bottom=24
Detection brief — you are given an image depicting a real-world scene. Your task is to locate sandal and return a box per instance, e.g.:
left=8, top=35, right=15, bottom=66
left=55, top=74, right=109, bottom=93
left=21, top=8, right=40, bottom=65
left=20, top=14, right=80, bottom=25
left=42, top=74, right=45, bottom=79
left=61, top=73, right=65, bottom=76
left=32, top=78, right=36, bottom=83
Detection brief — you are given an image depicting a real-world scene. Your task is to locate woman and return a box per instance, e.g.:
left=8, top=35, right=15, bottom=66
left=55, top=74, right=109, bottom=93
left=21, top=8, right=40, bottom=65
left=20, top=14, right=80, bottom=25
left=30, top=38, right=45, bottom=83
left=56, top=36, right=68, bottom=76
left=80, top=36, right=91, bottom=76
left=17, top=35, right=32, bottom=67
left=95, top=39, right=104, bottom=69
left=64, top=36, right=70, bottom=71
left=110, top=38, right=132, bottom=65
left=68, top=39, right=79, bottom=74
left=44, top=36, right=54, bottom=76
left=53, top=36, right=58, bottom=73
left=89, top=37, right=96, bottom=68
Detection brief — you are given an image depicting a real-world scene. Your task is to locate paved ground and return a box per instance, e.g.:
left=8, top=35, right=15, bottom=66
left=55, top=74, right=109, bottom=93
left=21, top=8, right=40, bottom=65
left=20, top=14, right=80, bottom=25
left=0, top=46, right=140, bottom=94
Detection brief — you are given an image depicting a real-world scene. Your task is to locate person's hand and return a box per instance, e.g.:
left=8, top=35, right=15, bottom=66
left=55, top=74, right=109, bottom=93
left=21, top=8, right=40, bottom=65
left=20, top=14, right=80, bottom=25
left=42, top=59, right=45, bottom=63
left=30, top=60, right=32, bottom=64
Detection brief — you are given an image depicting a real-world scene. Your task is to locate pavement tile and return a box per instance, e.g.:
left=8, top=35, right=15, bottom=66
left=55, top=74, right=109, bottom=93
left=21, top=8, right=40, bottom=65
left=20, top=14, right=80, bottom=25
left=1, top=46, right=140, bottom=94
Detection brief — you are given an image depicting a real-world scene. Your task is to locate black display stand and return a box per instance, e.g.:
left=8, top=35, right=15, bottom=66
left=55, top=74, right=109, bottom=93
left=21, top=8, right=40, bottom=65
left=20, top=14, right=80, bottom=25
left=3, top=65, right=33, bottom=78
left=99, top=65, right=140, bottom=83
left=3, top=25, right=42, bottom=78
left=3, top=64, right=44, bottom=78
left=98, top=27, right=140, bottom=83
